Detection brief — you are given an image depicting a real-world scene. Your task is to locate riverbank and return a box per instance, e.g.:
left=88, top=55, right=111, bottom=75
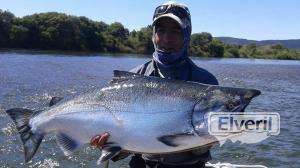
left=1, top=48, right=300, bottom=61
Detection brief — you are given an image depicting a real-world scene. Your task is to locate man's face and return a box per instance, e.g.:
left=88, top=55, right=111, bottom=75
left=154, top=17, right=183, bottom=52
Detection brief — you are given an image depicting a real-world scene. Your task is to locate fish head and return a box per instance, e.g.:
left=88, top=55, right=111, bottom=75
left=196, top=86, right=261, bottom=112
left=192, top=86, right=261, bottom=134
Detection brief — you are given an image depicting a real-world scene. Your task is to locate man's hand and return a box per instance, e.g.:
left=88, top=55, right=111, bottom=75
left=90, top=132, right=110, bottom=149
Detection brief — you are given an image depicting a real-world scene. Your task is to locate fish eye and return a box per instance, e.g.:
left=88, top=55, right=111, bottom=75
left=226, top=103, right=235, bottom=110
left=226, top=100, right=240, bottom=110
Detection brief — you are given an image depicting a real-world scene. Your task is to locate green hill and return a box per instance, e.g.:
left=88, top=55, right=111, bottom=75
left=217, top=37, right=300, bottom=49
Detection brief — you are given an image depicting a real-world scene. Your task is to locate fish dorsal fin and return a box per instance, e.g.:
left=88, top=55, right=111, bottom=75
left=49, top=97, right=63, bottom=107
left=110, top=70, right=142, bottom=84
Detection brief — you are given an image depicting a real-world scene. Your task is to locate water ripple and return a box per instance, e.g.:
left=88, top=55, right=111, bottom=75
left=0, top=53, right=299, bottom=168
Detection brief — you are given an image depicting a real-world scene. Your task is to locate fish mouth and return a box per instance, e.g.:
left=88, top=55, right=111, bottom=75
left=239, top=89, right=261, bottom=112
left=244, top=89, right=261, bottom=100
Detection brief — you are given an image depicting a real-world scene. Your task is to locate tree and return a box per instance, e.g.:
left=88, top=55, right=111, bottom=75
left=103, top=22, right=130, bottom=52
left=0, top=10, right=15, bottom=47
left=189, top=32, right=213, bottom=57
left=128, top=25, right=153, bottom=54
left=9, top=25, right=29, bottom=47
left=224, top=44, right=240, bottom=58
left=107, top=22, right=128, bottom=41
left=271, top=44, right=285, bottom=50
left=239, top=42, right=257, bottom=57
left=209, top=39, right=224, bottom=57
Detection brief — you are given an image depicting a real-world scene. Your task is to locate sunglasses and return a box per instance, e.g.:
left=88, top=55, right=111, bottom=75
left=153, top=4, right=191, bottom=22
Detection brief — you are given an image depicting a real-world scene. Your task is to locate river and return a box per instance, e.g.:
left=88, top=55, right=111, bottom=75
left=0, top=51, right=299, bottom=168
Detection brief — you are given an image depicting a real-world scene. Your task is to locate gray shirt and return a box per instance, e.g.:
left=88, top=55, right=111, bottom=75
left=131, top=58, right=218, bottom=84
left=130, top=58, right=218, bottom=165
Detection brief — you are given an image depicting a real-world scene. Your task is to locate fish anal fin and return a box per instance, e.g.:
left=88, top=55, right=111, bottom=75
left=56, top=133, right=81, bottom=156
left=157, top=133, right=195, bottom=147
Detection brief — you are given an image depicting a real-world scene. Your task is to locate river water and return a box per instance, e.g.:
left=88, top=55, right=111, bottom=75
left=0, top=51, right=299, bottom=168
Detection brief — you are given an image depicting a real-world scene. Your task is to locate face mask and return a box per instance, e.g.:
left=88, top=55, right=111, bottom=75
left=152, top=25, right=190, bottom=66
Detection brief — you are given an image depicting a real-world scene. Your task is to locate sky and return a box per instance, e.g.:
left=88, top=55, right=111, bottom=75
left=0, top=0, right=299, bottom=40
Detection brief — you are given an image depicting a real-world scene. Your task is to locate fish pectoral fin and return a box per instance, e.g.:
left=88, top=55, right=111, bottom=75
left=157, top=133, right=195, bottom=147
left=97, top=145, right=122, bottom=165
left=111, top=151, right=131, bottom=162
left=56, top=133, right=81, bottom=156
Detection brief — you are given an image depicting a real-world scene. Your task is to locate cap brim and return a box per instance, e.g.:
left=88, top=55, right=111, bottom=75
left=152, top=13, right=184, bottom=29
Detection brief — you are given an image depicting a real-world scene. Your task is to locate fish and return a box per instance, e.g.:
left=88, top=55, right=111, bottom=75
left=6, top=70, right=261, bottom=164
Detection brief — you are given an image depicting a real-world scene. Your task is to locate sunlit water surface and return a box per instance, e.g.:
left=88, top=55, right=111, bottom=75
left=0, top=52, right=299, bottom=168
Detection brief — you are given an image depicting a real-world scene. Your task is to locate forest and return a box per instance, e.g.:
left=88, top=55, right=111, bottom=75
left=1, top=10, right=299, bottom=60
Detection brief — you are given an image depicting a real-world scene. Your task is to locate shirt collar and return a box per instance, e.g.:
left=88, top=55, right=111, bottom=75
left=144, top=60, right=158, bottom=76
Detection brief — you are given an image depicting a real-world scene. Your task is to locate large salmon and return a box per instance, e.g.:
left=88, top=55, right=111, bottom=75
left=6, top=70, right=260, bottom=163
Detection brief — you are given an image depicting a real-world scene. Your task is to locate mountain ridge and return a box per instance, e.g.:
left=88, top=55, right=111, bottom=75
left=216, top=37, right=300, bottom=49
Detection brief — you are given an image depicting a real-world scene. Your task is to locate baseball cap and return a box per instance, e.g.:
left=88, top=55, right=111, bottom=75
left=152, top=1, right=191, bottom=33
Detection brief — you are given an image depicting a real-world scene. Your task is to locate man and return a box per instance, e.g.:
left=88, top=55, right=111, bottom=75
left=91, top=1, right=218, bottom=167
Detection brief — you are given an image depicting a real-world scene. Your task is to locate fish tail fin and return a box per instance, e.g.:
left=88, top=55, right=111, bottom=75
left=6, top=108, right=44, bottom=162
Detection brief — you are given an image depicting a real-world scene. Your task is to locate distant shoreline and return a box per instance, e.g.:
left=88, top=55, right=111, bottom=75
left=1, top=48, right=300, bottom=61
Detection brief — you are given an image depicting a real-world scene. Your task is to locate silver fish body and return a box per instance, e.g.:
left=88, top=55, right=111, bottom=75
left=6, top=70, right=260, bottom=163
